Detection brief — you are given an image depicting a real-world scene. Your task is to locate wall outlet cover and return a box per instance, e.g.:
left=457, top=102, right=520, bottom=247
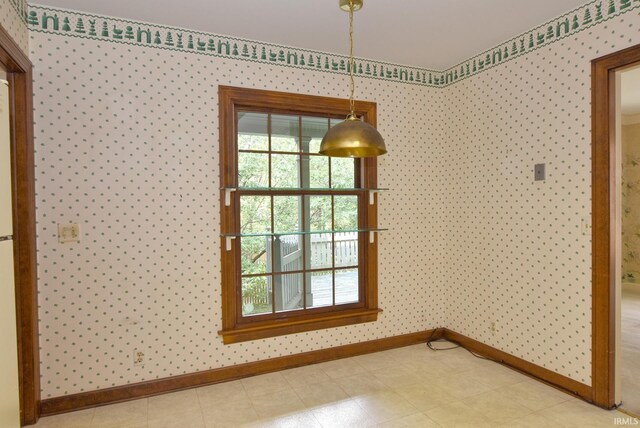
left=58, top=223, right=80, bottom=243
left=133, top=349, right=145, bottom=367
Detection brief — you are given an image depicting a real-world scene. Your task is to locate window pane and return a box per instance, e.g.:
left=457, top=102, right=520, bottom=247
left=330, top=118, right=343, bottom=128
left=333, top=195, right=358, bottom=230
left=270, top=234, right=303, bottom=274
left=307, top=195, right=332, bottom=231
left=242, top=276, right=272, bottom=316
left=273, top=196, right=301, bottom=233
left=334, top=232, right=358, bottom=268
left=301, top=116, right=328, bottom=153
left=331, top=157, right=355, bottom=188
left=238, top=152, right=269, bottom=188
left=241, top=236, right=272, bottom=275
left=240, top=196, right=271, bottom=234
left=308, top=155, right=329, bottom=188
left=308, top=139, right=322, bottom=154
left=271, top=114, right=299, bottom=152
left=309, top=233, right=333, bottom=270
left=308, top=270, right=333, bottom=308
left=335, top=268, right=359, bottom=305
left=238, top=112, right=269, bottom=151
left=274, top=273, right=304, bottom=313
left=271, top=154, right=300, bottom=188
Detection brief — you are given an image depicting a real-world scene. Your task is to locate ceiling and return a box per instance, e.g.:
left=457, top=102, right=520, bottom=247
left=621, top=66, right=640, bottom=116
left=35, top=0, right=589, bottom=70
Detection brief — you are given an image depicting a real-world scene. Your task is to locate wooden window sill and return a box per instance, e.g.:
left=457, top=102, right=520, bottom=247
left=218, top=308, right=382, bottom=344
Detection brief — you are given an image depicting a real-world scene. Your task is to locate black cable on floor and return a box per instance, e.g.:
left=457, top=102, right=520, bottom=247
left=426, top=328, right=459, bottom=351
left=425, top=328, right=492, bottom=360
left=425, top=328, right=585, bottom=399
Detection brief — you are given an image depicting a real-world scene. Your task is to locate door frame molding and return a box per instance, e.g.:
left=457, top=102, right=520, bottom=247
left=0, top=25, right=40, bottom=425
left=591, top=42, right=640, bottom=409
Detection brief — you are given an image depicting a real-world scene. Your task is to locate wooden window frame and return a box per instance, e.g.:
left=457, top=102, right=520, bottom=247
left=218, top=86, right=381, bottom=344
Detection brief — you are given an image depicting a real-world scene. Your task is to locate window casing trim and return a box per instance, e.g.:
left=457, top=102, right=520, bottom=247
left=218, top=86, right=381, bottom=344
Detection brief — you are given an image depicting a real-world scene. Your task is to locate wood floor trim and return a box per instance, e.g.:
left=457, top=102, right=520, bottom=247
left=40, top=330, right=437, bottom=416
left=441, top=329, right=592, bottom=401
left=40, top=328, right=595, bottom=417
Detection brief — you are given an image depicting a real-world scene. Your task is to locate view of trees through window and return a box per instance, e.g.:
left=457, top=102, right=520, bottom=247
left=236, top=112, right=361, bottom=317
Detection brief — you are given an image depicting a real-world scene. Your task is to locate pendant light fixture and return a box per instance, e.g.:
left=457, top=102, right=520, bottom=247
left=319, top=0, right=387, bottom=158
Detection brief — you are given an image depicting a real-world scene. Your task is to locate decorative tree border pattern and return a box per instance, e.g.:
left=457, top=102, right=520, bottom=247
left=443, top=0, right=640, bottom=86
left=9, top=0, right=28, bottom=24
left=28, top=1, right=640, bottom=88
left=27, top=4, right=436, bottom=87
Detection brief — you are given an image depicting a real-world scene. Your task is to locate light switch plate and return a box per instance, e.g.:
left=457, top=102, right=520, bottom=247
left=58, top=223, right=80, bottom=243
left=534, top=163, right=545, bottom=181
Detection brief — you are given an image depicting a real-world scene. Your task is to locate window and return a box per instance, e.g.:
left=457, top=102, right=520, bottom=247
left=218, top=86, right=382, bottom=344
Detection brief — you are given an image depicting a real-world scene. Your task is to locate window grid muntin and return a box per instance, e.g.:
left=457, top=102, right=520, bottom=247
left=299, top=115, right=309, bottom=311
left=236, top=110, right=361, bottom=318
left=241, top=264, right=359, bottom=278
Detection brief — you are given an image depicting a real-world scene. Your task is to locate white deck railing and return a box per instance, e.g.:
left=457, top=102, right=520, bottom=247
left=244, top=233, right=358, bottom=308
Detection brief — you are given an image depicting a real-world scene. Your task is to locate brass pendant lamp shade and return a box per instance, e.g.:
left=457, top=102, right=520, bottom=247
left=319, top=0, right=387, bottom=158
left=320, top=115, right=386, bottom=157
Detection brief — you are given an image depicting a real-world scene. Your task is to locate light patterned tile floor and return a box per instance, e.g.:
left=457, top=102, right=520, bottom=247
left=621, top=284, right=640, bottom=415
left=28, top=342, right=634, bottom=428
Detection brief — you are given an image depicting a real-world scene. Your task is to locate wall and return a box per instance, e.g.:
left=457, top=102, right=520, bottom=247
left=622, top=120, right=640, bottom=282
left=442, top=7, right=640, bottom=385
left=28, top=5, right=447, bottom=398
left=27, top=0, right=640, bottom=399
left=0, top=0, right=27, bottom=55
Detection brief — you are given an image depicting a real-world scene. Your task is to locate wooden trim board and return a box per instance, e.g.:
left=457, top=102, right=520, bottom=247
left=591, top=43, right=640, bottom=409
left=40, top=330, right=435, bottom=416
left=0, top=23, right=40, bottom=426
left=40, top=328, right=595, bottom=417
left=441, top=329, right=592, bottom=402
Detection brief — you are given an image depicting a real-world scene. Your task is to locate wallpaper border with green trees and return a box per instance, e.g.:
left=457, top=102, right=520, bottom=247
left=28, top=0, right=640, bottom=88
left=443, top=0, right=640, bottom=86
left=27, top=4, right=438, bottom=87
left=9, top=0, right=28, bottom=24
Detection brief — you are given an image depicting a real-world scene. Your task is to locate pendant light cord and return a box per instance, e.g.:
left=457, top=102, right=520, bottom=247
left=348, top=0, right=356, bottom=118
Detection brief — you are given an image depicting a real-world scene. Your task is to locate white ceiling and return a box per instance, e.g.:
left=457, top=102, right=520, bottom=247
left=35, top=0, right=589, bottom=70
left=621, top=66, right=640, bottom=116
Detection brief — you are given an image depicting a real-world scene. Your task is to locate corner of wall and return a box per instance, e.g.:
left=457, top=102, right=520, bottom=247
left=0, top=0, right=28, bottom=56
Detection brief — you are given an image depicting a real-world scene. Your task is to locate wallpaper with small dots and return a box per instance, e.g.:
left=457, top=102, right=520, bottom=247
left=30, top=26, right=447, bottom=398
left=441, top=11, right=640, bottom=384
left=1, top=0, right=28, bottom=55
left=27, top=2, right=640, bottom=398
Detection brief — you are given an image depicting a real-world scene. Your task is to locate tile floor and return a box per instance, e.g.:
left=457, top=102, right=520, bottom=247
left=621, top=283, right=640, bottom=415
left=28, top=342, right=633, bottom=428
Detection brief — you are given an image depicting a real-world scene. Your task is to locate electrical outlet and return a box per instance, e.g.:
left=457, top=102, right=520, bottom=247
left=133, top=349, right=145, bottom=367
left=58, top=223, right=81, bottom=243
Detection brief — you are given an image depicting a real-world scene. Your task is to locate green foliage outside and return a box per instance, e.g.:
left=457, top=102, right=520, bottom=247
left=236, top=122, right=358, bottom=315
